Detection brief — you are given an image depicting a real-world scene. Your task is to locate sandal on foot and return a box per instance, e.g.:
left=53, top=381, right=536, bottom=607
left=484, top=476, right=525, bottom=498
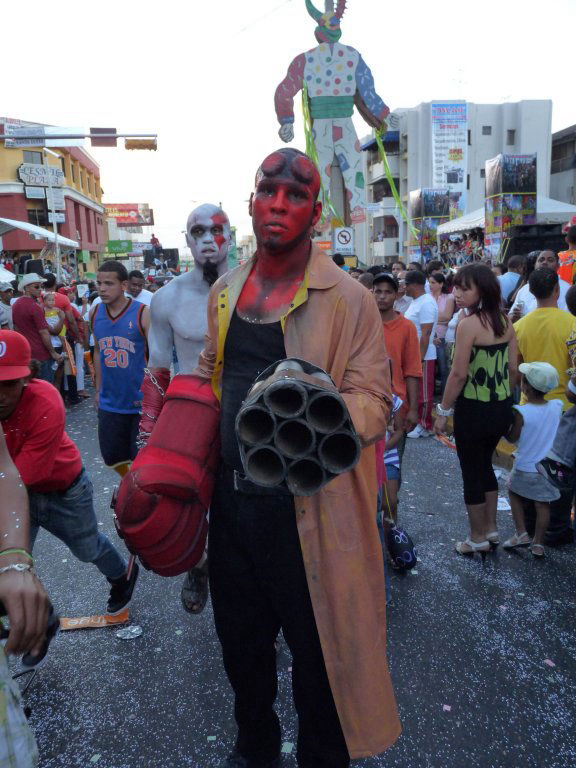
left=530, top=543, right=545, bottom=558
left=486, top=530, right=500, bottom=546
left=180, top=561, right=209, bottom=614
left=502, top=532, right=531, bottom=549
left=455, top=538, right=491, bottom=555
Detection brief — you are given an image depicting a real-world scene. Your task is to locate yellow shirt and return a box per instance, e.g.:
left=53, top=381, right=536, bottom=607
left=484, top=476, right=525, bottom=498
left=514, top=308, right=575, bottom=409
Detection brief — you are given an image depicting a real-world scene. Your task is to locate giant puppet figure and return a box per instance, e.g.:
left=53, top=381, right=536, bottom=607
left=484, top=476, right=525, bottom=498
left=274, top=0, right=398, bottom=223
left=139, top=203, right=231, bottom=614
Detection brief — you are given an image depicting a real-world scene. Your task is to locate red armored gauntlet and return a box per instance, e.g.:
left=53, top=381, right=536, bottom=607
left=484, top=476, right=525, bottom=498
left=115, top=375, right=220, bottom=576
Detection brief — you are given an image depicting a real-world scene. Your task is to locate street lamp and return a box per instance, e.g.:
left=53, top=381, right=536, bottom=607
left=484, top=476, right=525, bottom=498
left=42, top=147, right=62, bottom=282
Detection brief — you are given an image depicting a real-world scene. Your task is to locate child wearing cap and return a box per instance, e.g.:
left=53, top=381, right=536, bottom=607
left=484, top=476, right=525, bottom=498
left=504, top=362, right=564, bottom=557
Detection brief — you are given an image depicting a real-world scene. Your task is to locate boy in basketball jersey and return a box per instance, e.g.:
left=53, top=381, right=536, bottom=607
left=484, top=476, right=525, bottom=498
left=91, top=261, right=150, bottom=478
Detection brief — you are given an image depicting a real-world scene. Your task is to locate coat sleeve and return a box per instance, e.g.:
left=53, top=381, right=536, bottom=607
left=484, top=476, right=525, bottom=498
left=339, top=291, right=392, bottom=446
left=274, top=53, right=306, bottom=125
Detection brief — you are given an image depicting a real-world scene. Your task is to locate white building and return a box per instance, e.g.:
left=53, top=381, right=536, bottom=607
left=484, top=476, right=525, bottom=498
left=356, top=99, right=553, bottom=265
left=550, top=124, right=576, bottom=206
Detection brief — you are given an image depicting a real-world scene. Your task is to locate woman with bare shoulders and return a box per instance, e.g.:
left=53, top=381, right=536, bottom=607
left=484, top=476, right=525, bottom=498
left=434, top=263, right=518, bottom=554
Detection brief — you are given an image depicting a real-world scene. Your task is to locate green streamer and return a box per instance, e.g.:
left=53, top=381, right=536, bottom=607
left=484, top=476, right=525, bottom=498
left=375, top=126, right=418, bottom=239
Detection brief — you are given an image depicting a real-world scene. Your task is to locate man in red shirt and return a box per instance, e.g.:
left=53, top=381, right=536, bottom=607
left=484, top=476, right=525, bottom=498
left=12, top=274, right=62, bottom=383
left=0, top=330, right=138, bottom=614
left=373, top=273, right=422, bottom=431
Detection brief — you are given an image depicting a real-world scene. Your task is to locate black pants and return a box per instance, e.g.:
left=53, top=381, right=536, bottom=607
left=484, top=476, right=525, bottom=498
left=97, top=409, right=139, bottom=467
left=209, top=467, right=349, bottom=768
left=454, top=398, right=513, bottom=505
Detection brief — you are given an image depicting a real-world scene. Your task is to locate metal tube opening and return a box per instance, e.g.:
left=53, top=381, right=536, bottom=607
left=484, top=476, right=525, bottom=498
left=274, top=419, right=315, bottom=459
left=306, top=391, right=347, bottom=434
left=318, top=431, right=360, bottom=474
left=245, top=446, right=286, bottom=487
left=236, top=406, right=276, bottom=446
left=286, top=457, right=326, bottom=496
left=264, top=380, right=307, bottom=418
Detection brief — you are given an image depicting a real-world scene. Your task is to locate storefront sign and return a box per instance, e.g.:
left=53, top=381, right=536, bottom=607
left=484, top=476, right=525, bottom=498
left=431, top=101, right=467, bottom=218
left=48, top=212, right=66, bottom=224
left=46, top=187, right=66, bottom=210
left=108, top=239, right=133, bottom=254
left=18, top=163, right=64, bottom=187
left=105, top=203, right=154, bottom=227
left=25, top=186, right=46, bottom=199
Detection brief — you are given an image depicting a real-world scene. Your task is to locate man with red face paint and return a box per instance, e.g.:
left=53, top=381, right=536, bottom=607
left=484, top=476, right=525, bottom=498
left=140, top=203, right=231, bottom=614
left=187, top=148, right=400, bottom=767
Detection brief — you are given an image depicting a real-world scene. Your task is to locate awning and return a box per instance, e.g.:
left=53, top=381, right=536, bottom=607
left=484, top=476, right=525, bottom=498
left=0, top=265, right=15, bottom=283
left=437, top=208, right=484, bottom=236
left=0, top=217, right=79, bottom=248
left=436, top=196, right=576, bottom=236
left=361, top=131, right=400, bottom=150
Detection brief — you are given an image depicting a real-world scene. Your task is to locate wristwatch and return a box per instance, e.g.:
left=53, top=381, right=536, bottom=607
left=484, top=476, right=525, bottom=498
left=436, top=403, right=454, bottom=418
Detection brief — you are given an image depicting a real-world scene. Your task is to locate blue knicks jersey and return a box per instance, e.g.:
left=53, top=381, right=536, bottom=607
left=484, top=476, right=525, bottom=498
left=92, top=299, right=147, bottom=414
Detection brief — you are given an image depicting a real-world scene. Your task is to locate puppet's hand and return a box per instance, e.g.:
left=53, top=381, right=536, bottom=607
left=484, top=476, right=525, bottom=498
left=279, top=123, right=294, bottom=143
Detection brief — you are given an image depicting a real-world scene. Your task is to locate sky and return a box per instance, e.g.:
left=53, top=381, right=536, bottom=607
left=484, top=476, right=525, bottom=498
left=3, top=0, right=574, bottom=250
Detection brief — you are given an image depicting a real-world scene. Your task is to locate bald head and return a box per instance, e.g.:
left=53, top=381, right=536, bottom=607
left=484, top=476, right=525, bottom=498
left=185, top=203, right=231, bottom=272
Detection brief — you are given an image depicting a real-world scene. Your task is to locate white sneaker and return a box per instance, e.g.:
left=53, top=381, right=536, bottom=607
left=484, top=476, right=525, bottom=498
left=406, top=424, right=429, bottom=439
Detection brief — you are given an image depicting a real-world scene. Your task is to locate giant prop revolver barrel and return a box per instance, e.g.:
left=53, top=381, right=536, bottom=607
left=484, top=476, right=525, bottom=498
left=236, top=359, right=361, bottom=495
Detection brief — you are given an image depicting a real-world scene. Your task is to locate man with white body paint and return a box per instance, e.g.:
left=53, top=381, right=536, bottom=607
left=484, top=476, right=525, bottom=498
left=139, top=203, right=231, bottom=614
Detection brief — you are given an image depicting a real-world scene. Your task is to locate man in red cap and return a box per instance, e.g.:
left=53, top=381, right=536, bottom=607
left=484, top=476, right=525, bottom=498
left=0, top=330, right=138, bottom=614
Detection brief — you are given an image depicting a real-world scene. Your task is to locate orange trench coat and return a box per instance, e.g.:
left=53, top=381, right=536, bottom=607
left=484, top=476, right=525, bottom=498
left=196, top=245, right=402, bottom=758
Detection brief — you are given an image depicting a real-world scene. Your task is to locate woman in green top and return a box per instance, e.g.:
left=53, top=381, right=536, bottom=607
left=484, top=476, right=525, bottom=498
left=434, top=264, right=518, bottom=555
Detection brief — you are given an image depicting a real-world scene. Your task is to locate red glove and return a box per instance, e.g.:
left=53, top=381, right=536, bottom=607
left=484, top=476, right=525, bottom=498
left=115, top=375, right=220, bottom=577
left=138, top=367, right=171, bottom=448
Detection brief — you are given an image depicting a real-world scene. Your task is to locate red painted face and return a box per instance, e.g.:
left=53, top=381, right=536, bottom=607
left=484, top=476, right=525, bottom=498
left=252, top=152, right=321, bottom=251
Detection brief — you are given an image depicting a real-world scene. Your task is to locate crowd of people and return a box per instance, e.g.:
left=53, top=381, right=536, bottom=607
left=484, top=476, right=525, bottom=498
left=1, top=148, right=576, bottom=767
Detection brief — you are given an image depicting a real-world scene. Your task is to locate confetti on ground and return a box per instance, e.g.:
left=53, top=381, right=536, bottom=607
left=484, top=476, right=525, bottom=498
left=410, top=570, right=419, bottom=575
left=517, top=593, right=525, bottom=597
left=499, top=606, right=507, bottom=611
left=207, top=736, right=216, bottom=742
left=281, top=742, right=294, bottom=754
left=443, top=705, right=452, bottom=712
left=90, top=756, right=101, bottom=764
left=175, top=629, right=183, bottom=635
left=61, top=559, right=67, bottom=563
left=497, top=497, right=511, bottom=511
left=544, top=659, right=556, bottom=667
left=288, top=666, right=292, bottom=672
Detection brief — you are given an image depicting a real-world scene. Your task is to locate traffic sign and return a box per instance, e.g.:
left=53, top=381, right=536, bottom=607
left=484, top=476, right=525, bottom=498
left=334, top=227, right=354, bottom=256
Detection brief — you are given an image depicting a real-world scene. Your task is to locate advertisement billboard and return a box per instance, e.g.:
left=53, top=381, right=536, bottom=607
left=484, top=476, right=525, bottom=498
left=105, top=203, right=154, bottom=227
left=431, top=101, right=467, bottom=218
left=409, top=188, right=450, bottom=259
left=485, top=154, right=537, bottom=257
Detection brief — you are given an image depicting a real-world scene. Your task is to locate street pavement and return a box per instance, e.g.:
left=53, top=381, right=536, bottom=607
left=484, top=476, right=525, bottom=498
left=10, top=396, right=576, bottom=768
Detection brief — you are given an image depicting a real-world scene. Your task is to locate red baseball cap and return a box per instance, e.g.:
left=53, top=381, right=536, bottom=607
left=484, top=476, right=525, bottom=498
left=0, top=331, right=32, bottom=381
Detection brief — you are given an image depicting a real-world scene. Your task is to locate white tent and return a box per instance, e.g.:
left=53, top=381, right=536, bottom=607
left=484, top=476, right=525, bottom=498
left=0, top=217, right=79, bottom=248
left=437, top=197, right=576, bottom=237
left=0, top=265, right=15, bottom=283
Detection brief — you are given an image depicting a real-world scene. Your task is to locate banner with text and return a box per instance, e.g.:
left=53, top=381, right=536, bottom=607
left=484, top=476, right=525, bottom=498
left=105, top=203, right=154, bottom=227
left=431, top=101, right=467, bottom=218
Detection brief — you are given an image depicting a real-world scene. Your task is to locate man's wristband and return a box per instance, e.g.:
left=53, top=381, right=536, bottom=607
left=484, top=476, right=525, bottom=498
left=0, top=563, right=33, bottom=576
left=436, top=403, right=454, bottom=417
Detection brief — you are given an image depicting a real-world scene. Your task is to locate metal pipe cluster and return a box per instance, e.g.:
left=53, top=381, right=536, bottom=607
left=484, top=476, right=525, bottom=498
left=236, top=360, right=361, bottom=496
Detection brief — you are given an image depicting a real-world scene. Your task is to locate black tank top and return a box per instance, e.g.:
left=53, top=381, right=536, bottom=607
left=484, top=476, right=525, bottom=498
left=220, top=310, right=286, bottom=470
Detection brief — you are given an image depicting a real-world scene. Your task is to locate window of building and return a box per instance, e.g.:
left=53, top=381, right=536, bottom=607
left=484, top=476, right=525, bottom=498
left=372, top=178, right=400, bottom=202
left=467, top=174, right=470, bottom=190
left=87, top=175, right=92, bottom=194
left=507, top=129, right=516, bottom=145
left=86, top=208, right=92, bottom=242
left=27, top=208, right=48, bottom=227
left=79, top=171, right=84, bottom=189
left=70, top=162, right=76, bottom=183
left=480, top=169, right=486, bottom=178
left=482, top=125, right=492, bottom=136
left=467, top=129, right=471, bottom=146
left=23, top=150, right=43, bottom=165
